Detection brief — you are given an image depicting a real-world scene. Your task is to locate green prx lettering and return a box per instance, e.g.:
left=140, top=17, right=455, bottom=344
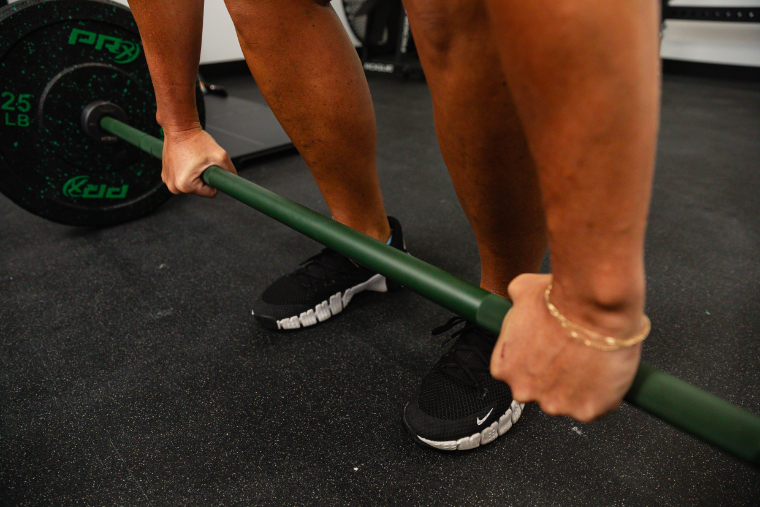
left=63, top=176, right=129, bottom=199
left=68, top=28, right=141, bottom=64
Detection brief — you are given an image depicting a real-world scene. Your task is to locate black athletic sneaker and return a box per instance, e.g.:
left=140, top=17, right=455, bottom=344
left=403, top=317, right=524, bottom=451
left=252, top=216, right=406, bottom=330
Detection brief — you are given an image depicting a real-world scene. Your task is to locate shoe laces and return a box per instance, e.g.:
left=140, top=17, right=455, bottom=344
left=432, top=317, right=498, bottom=391
left=293, top=248, right=360, bottom=287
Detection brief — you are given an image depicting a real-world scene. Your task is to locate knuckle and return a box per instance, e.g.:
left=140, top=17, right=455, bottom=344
left=540, top=400, right=562, bottom=417
left=574, top=397, right=619, bottom=423
left=507, top=273, right=531, bottom=300
left=508, top=272, right=551, bottom=301
left=489, top=347, right=507, bottom=377
left=176, top=181, right=192, bottom=194
left=574, top=409, right=596, bottom=424
left=510, top=385, right=532, bottom=404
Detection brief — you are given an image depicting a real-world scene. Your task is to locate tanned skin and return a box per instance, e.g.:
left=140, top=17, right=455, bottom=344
left=128, top=0, right=391, bottom=241
left=130, top=0, right=659, bottom=422
left=402, top=0, right=659, bottom=421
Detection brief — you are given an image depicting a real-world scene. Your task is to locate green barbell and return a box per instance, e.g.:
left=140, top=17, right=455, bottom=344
left=99, top=115, right=760, bottom=468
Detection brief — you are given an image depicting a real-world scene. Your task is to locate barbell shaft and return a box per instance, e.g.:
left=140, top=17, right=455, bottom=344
left=100, top=115, right=760, bottom=467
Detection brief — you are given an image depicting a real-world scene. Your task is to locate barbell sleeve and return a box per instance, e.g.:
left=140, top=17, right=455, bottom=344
left=100, top=115, right=760, bottom=467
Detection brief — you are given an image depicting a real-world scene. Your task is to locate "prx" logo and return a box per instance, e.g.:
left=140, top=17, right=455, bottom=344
left=68, top=28, right=141, bottom=64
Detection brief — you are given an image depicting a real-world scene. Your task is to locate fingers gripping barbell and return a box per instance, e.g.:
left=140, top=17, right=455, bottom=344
left=2, top=0, right=759, bottom=467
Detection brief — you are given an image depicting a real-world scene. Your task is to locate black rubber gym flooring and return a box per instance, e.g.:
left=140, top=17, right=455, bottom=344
left=2, top=68, right=759, bottom=506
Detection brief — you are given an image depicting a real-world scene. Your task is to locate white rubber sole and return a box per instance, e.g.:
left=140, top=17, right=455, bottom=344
left=415, top=400, right=525, bottom=451
left=274, top=273, right=389, bottom=330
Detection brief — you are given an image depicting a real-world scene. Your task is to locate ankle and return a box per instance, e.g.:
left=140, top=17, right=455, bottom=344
left=334, top=215, right=391, bottom=243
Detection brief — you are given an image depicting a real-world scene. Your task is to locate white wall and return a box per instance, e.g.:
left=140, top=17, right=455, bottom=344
left=332, top=0, right=362, bottom=47
left=109, top=0, right=355, bottom=64
left=198, top=0, right=243, bottom=63
left=195, top=0, right=359, bottom=62
left=107, top=0, right=243, bottom=63
left=195, top=0, right=760, bottom=67
left=661, top=21, right=760, bottom=66
left=15, top=0, right=760, bottom=67
left=661, top=0, right=760, bottom=66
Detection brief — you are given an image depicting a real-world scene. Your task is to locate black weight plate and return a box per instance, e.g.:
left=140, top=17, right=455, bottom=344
left=0, top=0, right=204, bottom=226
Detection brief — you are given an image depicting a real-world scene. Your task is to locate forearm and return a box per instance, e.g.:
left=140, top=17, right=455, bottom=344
left=488, top=0, right=660, bottom=332
left=128, top=0, right=204, bottom=133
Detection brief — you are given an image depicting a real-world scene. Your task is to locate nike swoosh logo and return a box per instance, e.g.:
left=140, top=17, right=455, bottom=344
left=477, top=408, right=494, bottom=426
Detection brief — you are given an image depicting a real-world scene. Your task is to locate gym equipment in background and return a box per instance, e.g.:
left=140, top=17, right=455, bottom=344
left=341, top=0, right=423, bottom=77
left=660, top=0, right=758, bottom=23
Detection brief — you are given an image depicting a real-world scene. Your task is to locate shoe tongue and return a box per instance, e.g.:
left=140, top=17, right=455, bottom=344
left=307, top=250, right=348, bottom=272
left=462, top=325, right=497, bottom=350
left=296, top=249, right=351, bottom=282
left=442, top=325, right=497, bottom=376
left=451, top=349, right=485, bottom=370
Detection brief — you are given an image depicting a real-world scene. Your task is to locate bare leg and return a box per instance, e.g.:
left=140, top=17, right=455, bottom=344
left=484, top=0, right=660, bottom=422
left=224, top=0, right=390, bottom=241
left=402, top=0, right=547, bottom=297
left=482, top=0, right=660, bottom=318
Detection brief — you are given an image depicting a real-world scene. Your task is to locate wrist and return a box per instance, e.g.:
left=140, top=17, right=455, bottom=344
left=548, top=269, right=646, bottom=340
left=155, top=103, right=201, bottom=139
left=158, top=120, right=203, bottom=143
left=545, top=282, right=649, bottom=351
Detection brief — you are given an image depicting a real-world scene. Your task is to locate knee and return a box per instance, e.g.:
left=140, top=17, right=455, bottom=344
left=405, top=0, right=486, bottom=64
left=223, top=0, right=255, bottom=26
left=224, top=0, right=332, bottom=29
left=404, top=0, right=455, bottom=54
left=224, top=0, right=331, bottom=16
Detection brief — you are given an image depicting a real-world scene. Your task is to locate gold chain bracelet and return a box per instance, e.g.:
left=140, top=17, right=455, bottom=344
left=544, top=283, right=650, bottom=351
